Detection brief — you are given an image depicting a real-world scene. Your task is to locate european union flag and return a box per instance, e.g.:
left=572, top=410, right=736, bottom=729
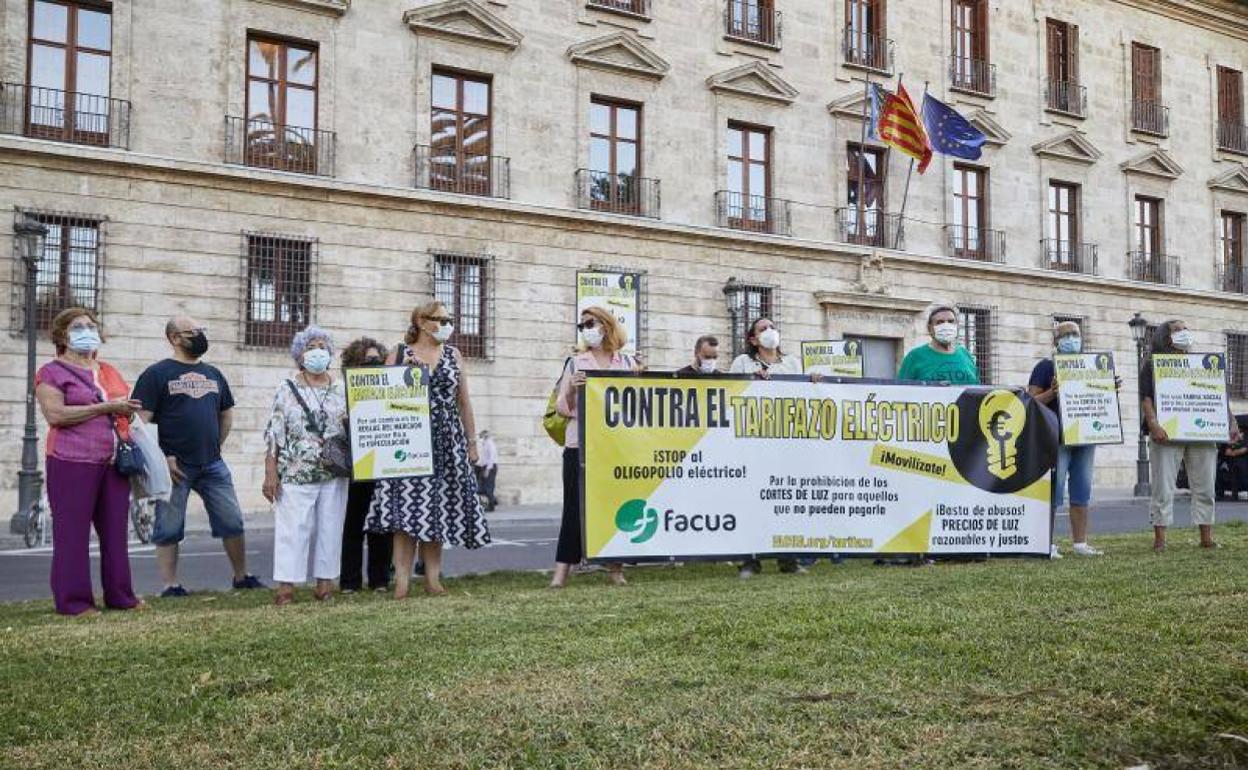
left=865, top=83, right=887, bottom=141
left=921, top=94, right=987, bottom=161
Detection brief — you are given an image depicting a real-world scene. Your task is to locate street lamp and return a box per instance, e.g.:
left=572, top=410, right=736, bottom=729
left=722, top=276, right=742, bottom=356
left=1128, top=312, right=1151, bottom=498
left=10, top=218, right=48, bottom=535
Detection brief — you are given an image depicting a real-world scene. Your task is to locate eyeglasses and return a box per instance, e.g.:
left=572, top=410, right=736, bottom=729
left=577, top=319, right=597, bottom=331
left=68, top=321, right=98, bottom=331
left=174, top=327, right=207, bottom=337
left=424, top=317, right=453, bottom=326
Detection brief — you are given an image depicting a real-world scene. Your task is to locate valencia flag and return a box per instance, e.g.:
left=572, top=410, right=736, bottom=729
left=878, top=84, right=932, bottom=173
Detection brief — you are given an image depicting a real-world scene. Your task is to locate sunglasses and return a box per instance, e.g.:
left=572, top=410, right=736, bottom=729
left=424, top=317, right=453, bottom=326
left=577, top=319, right=598, bottom=331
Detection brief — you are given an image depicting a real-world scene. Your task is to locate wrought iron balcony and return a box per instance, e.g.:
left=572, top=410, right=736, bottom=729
left=945, top=226, right=1005, bottom=263
left=1128, top=251, right=1180, bottom=285
left=576, top=169, right=660, bottom=219
left=1218, top=262, right=1248, bottom=294
left=949, top=56, right=996, bottom=98
left=1045, top=79, right=1087, bottom=117
left=225, top=116, right=334, bottom=177
left=1217, top=119, right=1248, bottom=154
left=1042, top=240, right=1098, bottom=275
left=836, top=208, right=904, bottom=249
left=0, top=82, right=130, bottom=149
left=724, top=1, right=781, bottom=47
left=1131, top=100, right=1169, bottom=136
left=716, top=191, right=791, bottom=236
left=587, top=0, right=650, bottom=18
left=842, top=27, right=894, bottom=74
left=414, top=144, right=510, bottom=198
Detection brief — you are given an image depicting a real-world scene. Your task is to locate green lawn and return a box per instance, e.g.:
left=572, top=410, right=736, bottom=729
left=2, top=527, right=1247, bottom=770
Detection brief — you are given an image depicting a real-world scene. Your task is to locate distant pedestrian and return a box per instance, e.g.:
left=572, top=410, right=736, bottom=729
left=34, top=307, right=144, bottom=616
left=133, top=316, right=262, bottom=597
left=475, top=430, right=499, bottom=512
left=678, top=335, right=721, bottom=375
left=263, top=326, right=348, bottom=606
left=338, top=337, right=392, bottom=592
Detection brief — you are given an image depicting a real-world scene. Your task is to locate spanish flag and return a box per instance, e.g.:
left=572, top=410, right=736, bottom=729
left=878, top=84, right=932, bottom=173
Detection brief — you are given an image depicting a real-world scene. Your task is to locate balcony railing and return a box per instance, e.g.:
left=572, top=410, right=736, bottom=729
left=1131, top=100, right=1169, bottom=136
left=587, top=0, right=650, bottom=17
left=1218, top=262, right=1248, bottom=294
left=724, top=1, right=781, bottom=47
left=1128, top=251, right=1180, bottom=285
left=0, top=82, right=130, bottom=149
left=225, top=116, right=334, bottom=176
left=945, top=226, right=1005, bottom=263
left=835, top=208, right=904, bottom=249
left=1043, top=240, right=1098, bottom=275
left=842, top=27, right=894, bottom=74
left=414, top=144, right=510, bottom=198
left=949, top=56, right=996, bottom=97
left=576, top=169, right=660, bottom=219
left=1045, top=79, right=1087, bottom=117
left=716, top=191, right=791, bottom=236
left=1217, top=119, right=1248, bottom=154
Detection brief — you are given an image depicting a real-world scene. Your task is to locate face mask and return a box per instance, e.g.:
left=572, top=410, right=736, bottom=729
left=1057, top=335, right=1082, bottom=354
left=184, top=331, right=209, bottom=357
left=302, top=348, right=331, bottom=374
left=67, top=328, right=101, bottom=354
left=933, top=322, right=958, bottom=345
left=363, top=356, right=383, bottom=366
left=431, top=324, right=454, bottom=343
left=758, top=328, right=781, bottom=350
left=581, top=327, right=604, bottom=348
left=1171, top=330, right=1193, bottom=350
left=699, top=358, right=718, bottom=373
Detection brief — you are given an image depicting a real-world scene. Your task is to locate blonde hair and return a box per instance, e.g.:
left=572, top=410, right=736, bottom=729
left=579, top=305, right=627, bottom=354
left=406, top=300, right=448, bottom=345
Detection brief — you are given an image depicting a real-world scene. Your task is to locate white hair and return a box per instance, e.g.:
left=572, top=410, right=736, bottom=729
left=290, top=325, right=334, bottom=365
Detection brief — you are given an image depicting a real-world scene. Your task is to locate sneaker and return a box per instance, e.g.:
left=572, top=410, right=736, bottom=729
left=1071, top=542, right=1103, bottom=556
left=160, top=584, right=190, bottom=598
left=232, top=574, right=265, bottom=590
left=738, top=565, right=756, bottom=580
left=778, top=561, right=807, bottom=574
left=1049, top=544, right=1062, bottom=560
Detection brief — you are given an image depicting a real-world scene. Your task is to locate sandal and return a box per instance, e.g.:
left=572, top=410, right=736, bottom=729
left=274, top=591, right=294, bottom=607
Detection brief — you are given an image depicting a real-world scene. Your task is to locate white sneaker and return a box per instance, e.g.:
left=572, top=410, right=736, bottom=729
left=1049, top=544, right=1062, bottom=560
left=738, top=566, right=756, bottom=580
left=1071, top=542, right=1104, bottom=556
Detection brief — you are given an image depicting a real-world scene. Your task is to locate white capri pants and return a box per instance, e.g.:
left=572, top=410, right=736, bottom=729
left=273, top=478, right=349, bottom=584
left=1149, top=442, right=1218, bottom=527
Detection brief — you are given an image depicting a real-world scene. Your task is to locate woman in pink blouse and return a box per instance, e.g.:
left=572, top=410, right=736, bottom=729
left=550, top=306, right=638, bottom=589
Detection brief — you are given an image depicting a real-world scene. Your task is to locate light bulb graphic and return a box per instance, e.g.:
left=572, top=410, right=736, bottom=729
left=977, top=390, right=1027, bottom=480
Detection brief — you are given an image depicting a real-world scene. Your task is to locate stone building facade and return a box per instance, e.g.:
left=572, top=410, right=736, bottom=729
left=1, top=0, right=1247, bottom=511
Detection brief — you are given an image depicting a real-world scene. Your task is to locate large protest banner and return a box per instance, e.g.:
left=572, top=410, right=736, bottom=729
left=1152, top=353, right=1231, bottom=442
left=580, top=375, right=1057, bottom=561
left=800, top=340, right=865, bottom=378
left=1053, top=352, right=1124, bottom=446
left=577, top=270, right=641, bottom=355
left=344, top=365, right=434, bottom=481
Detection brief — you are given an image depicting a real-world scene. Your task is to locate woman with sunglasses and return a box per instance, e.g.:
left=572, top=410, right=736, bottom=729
left=364, top=301, right=491, bottom=598
left=550, top=306, right=638, bottom=588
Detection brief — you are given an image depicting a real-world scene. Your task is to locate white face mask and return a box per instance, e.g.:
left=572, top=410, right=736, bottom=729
left=1170, top=330, right=1193, bottom=351
left=302, top=348, right=331, bottom=373
left=758, top=328, right=781, bottom=350
left=432, top=323, right=454, bottom=343
left=67, top=327, right=101, bottom=354
left=699, top=358, right=718, bottom=373
left=933, top=322, right=959, bottom=345
left=581, top=327, right=604, bottom=348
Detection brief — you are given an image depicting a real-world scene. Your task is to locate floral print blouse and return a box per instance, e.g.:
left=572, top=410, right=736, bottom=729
left=264, top=377, right=347, bottom=485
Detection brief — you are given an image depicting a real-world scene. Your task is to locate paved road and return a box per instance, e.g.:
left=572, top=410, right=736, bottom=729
left=1, top=498, right=1245, bottom=603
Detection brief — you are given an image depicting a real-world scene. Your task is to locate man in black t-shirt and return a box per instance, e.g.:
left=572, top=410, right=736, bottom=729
left=676, top=335, right=721, bottom=375
left=133, top=316, right=262, bottom=597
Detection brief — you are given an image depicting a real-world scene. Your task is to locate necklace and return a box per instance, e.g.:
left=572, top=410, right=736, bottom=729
left=301, top=373, right=333, bottom=430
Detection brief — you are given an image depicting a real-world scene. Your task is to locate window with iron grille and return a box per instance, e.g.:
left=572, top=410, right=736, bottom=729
left=243, top=232, right=315, bottom=349
left=432, top=252, right=492, bottom=360
left=11, top=209, right=103, bottom=332
left=1227, top=333, right=1248, bottom=399
left=727, top=282, right=775, bottom=356
left=1052, top=314, right=1087, bottom=347
left=958, top=306, right=992, bottom=384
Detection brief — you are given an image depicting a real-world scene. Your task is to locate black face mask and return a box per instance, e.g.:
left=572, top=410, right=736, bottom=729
left=183, top=331, right=209, bottom=357
left=363, top=357, right=383, bottom=366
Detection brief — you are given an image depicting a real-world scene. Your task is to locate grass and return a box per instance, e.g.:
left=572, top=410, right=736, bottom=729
left=1, top=527, right=1247, bottom=770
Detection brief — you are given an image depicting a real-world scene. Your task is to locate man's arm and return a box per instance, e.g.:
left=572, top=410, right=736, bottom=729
left=219, top=408, right=233, bottom=446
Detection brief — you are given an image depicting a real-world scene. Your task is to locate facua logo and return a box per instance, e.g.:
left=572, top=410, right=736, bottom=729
left=615, top=499, right=737, bottom=543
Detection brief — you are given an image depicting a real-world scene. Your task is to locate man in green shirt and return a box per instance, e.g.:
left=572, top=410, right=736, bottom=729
left=897, top=306, right=981, bottom=384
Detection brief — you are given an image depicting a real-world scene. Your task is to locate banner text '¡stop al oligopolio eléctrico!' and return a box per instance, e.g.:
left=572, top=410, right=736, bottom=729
left=579, top=374, right=1058, bottom=561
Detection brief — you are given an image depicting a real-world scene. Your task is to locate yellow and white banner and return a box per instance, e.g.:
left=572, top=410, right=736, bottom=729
left=577, top=270, right=641, bottom=356
left=800, top=340, right=865, bottom=378
left=1152, top=353, right=1230, bottom=442
left=580, top=375, right=1056, bottom=561
left=344, top=365, right=434, bottom=481
left=1054, top=353, right=1124, bottom=446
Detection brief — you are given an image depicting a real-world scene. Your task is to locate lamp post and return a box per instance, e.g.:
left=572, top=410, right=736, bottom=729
left=10, top=219, right=48, bottom=535
left=722, top=276, right=741, bottom=356
left=1128, top=312, right=1151, bottom=498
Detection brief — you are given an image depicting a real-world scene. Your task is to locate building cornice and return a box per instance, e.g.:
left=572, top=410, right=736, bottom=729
left=2, top=136, right=1245, bottom=308
left=250, top=0, right=350, bottom=16
left=1110, top=0, right=1248, bottom=42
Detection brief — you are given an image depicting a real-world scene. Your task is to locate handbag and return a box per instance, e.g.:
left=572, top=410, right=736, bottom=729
left=285, top=379, right=352, bottom=477
left=53, top=360, right=145, bottom=477
left=543, top=357, right=573, bottom=445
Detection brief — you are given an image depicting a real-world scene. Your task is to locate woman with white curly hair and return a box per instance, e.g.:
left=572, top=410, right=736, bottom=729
left=263, top=325, right=349, bottom=605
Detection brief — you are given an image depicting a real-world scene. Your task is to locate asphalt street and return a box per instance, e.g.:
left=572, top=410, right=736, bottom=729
left=2, top=498, right=1246, bottom=603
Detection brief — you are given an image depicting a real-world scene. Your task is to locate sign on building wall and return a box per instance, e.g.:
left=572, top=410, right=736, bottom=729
left=580, top=374, right=1057, bottom=561
left=1053, top=352, right=1124, bottom=446
left=800, top=339, right=865, bottom=378
left=1152, top=353, right=1231, bottom=442
left=345, top=365, right=434, bottom=481
left=576, top=270, right=641, bottom=356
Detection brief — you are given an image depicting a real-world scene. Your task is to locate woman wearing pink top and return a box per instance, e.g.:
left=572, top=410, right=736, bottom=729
left=550, top=306, right=638, bottom=589
left=34, top=307, right=145, bottom=615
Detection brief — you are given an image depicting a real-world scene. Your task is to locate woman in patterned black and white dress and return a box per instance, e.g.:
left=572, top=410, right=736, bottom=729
left=364, top=300, right=491, bottom=598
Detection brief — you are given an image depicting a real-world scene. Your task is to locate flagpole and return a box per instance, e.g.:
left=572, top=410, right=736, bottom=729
left=854, top=74, right=870, bottom=241
left=893, top=79, right=927, bottom=250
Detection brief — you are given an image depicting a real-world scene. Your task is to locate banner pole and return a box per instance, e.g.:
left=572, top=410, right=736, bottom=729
left=893, top=79, right=927, bottom=251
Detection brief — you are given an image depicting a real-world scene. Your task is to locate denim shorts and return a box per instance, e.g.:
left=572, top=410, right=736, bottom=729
left=152, top=459, right=246, bottom=545
left=1053, top=444, right=1096, bottom=508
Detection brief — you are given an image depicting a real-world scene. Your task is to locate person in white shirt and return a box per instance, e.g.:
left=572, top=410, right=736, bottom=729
left=475, top=430, right=499, bottom=512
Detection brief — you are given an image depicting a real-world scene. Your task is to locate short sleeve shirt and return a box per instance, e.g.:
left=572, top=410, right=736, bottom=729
left=35, top=359, right=129, bottom=464
left=1028, top=359, right=1059, bottom=415
left=132, top=359, right=234, bottom=466
left=897, top=344, right=980, bottom=384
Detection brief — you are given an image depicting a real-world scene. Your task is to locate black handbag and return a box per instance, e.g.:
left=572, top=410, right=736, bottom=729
left=285, top=379, right=352, bottom=478
left=54, top=360, right=145, bottom=477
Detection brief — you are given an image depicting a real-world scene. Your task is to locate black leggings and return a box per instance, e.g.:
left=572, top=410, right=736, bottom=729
left=556, top=448, right=583, bottom=564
